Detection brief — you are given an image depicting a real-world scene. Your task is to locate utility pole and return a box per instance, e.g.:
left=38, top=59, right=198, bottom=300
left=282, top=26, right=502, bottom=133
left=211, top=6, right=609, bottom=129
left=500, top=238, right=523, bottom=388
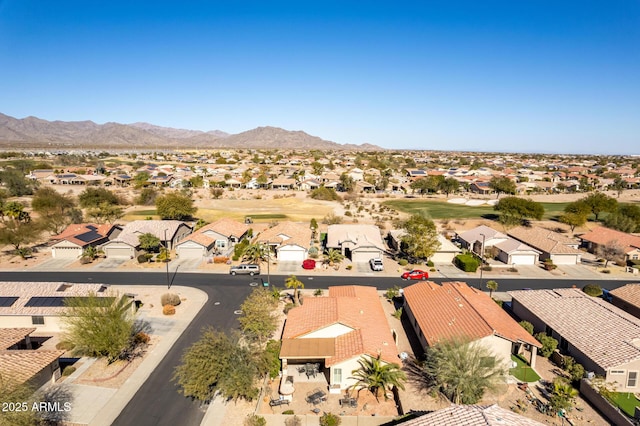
left=164, top=228, right=170, bottom=289
left=479, top=233, right=486, bottom=291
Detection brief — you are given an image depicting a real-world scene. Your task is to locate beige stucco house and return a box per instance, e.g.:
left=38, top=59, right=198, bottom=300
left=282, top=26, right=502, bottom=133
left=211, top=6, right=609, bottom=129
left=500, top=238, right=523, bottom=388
left=279, top=286, right=399, bottom=393
left=510, top=288, right=640, bottom=392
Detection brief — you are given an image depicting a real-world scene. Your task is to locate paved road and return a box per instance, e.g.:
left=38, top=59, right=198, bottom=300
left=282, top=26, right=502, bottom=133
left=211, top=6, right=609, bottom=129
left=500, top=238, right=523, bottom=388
left=2, top=271, right=639, bottom=426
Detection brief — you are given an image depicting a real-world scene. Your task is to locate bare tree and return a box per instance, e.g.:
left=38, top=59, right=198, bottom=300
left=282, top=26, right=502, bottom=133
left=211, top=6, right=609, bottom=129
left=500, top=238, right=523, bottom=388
left=597, top=240, right=625, bottom=268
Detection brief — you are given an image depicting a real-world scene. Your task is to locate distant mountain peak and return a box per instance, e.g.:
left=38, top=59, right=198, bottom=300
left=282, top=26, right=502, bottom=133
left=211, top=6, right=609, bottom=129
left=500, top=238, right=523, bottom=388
left=0, top=112, right=382, bottom=150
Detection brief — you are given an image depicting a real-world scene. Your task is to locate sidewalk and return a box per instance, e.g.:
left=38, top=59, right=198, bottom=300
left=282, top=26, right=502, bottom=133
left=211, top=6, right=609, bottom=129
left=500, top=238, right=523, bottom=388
left=43, top=285, right=208, bottom=426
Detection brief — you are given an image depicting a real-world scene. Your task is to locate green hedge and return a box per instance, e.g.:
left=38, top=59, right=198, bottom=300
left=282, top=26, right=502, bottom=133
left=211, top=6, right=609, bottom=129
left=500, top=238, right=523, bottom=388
left=455, top=254, right=479, bottom=272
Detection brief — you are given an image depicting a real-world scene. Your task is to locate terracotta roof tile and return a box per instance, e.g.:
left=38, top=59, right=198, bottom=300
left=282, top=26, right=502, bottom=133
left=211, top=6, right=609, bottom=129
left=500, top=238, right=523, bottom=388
left=0, top=350, right=63, bottom=384
left=0, top=328, right=36, bottom=350
left=611, top=284, right=640, bottom=307
left=404, top=282, right=540, bottom=347
left=282, top=286, right=397, bottom=366
left=254, top=222, right=311, bottom=250
left=580, top=226, right=640, bottom=253
left=197, top=218, right=248, bottom=239
left=508, top=226, right=582, bottom=255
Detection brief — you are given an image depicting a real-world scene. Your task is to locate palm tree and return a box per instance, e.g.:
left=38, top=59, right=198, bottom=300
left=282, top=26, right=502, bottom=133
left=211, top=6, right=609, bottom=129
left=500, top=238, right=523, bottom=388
left=324, top=248, right=344, bottom=266
left=285, top=275, right=304, bottom=305
left=349, top=354, right=406, bottom=401
left=242, top=243, right=268, bottom=265
left=486, top=280, right=498, bottom=298
left=407, top=337, right=504, bottom=405
left=549, top=378, right=578, bottom=411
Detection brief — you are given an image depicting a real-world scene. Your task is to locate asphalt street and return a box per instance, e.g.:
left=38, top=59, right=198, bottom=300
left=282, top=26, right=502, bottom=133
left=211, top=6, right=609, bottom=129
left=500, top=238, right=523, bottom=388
left=2, top=271, right=639, bottom=426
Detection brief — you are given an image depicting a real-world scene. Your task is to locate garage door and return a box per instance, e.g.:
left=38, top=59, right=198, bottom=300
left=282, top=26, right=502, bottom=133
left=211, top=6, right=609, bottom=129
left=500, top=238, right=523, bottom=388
left=277, top=247, right=306, bottom=262
left=52, top=246, right=82, bottom=259
left=510, top=254, right=536, bottom=265
left=551, top=254, right=579, bottom=265
left=352, top=250, right=381, bottom=263
left=105, top=246, right=134, bottom=258
left=177, top=246, right=205, bottom=259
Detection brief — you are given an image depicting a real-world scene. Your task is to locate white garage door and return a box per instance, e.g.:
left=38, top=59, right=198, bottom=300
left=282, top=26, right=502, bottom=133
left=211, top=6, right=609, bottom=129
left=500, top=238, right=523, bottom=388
left=352, top=250, right=381, bottom=263
left=105, top=246, right=134, bottom=258
left=277, top=246, right=306, bottom=262
left=510, top=254, right=536, bottom=265
left=178, top=246, right=205, bottom=259
left=551, top=254, right=579, bottom=265
left=52, top=246, right=82, bottom=259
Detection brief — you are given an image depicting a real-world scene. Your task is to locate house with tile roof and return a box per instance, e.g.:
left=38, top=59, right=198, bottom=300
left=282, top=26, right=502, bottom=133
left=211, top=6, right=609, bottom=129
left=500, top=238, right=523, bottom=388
left=457, top=225, right=540, bottom=265
left=279, top=286, right=399, bottom=392
left=403, top=282, right=541, bottom=369
left=579, top=226, right=640, bottom=264
left=254, top=222, right=312, bottom=262
left=100, top=220, right=192, bottom=259
left=0, top=328, right=64, bottom=389
left=326, top=224, right=385, bottom=263
left=175, top=218, right=248, bottom=259
left=510, top=288, right=640, bottom=392
left=609, top=284, right=640, bottom=320
left=0, top=282, right=113, bottom=332
left=508, top=226, right=582, bottom=265
left=50, top=223, right=122, bottom=259
left=395, top=404, right=544, bottom=426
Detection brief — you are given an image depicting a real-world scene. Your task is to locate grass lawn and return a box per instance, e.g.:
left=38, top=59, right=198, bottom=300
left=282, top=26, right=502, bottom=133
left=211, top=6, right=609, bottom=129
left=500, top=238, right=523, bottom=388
left=509, top=354, right=541, bottom=382
left=612, top=392, right=640, bottom=417
left=382, top=200, right=570, bottom=220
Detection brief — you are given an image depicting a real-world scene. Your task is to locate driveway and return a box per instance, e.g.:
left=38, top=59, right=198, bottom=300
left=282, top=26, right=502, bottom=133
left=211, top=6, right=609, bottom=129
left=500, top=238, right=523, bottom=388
left=515, top=265, right=554, bottom=278
left=276, top=261, right=299, bottom=274
left=93, top=258, right=129, bottom=269
left=168, top=258, right=202, bottom=272
left=31, top=257, right=77, bottom=271
left=556, top=264, right=602, bottom=279
left=435, top=264, right=470, bottom=279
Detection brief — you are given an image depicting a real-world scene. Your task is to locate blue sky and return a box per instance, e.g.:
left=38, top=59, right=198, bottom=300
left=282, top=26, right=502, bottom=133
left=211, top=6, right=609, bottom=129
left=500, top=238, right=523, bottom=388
left=0, top=1, right=638, bottom=154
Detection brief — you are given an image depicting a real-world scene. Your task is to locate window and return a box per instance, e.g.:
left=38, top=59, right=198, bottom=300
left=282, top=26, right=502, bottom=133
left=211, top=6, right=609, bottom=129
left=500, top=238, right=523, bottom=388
left=628, top=372, right=638, bottom=388
left=610, top=370, right=625, bottom=375
left=333, top=368, right=342, bottom=384
left=31, top=316, right=45, bottom=325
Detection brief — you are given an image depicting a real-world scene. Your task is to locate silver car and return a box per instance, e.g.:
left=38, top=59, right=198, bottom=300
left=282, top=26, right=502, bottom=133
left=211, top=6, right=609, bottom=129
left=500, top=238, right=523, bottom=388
left=229, top=264, right=260, bottom=275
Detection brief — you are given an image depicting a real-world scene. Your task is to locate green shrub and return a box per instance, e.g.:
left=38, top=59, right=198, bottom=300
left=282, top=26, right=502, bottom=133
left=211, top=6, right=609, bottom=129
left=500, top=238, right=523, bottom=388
left=519, top=321, right=534, bottom=335
left=314, top=289, right=324, bottom=297
left=263, top=340, right=281, bottom=379
left=426, top=260, right=434, bottom=267
left=244, top=415, right=267, bottom=426
left=493, top=299, right=503, bottom=307
left=62, top=366, right=76, bottom=376
left=308, top=246, right=319, bottom=259
left=79, top=256, right=93, bottom=264
left=535, top=332, right=558, bottom=358
left=56, top=341, right=75, bottom=351
left=320, top=412, right=341, bottom=426
left=582, top=284, right=603, bottom=297
left=282, top=410, right=294, bottom=415
left=393, top=308, right=403, bottom=319
left=385, top=286, right=400, bottom=300
left=454, top=254, right=479, bottom=272
left=398, top=259, right=408, bottom=266
left=137, top=254, right=150, bottom=263
left=481, top=265, right=493, bottom=271
left=161, top=293, right=181, bottom=306
left=310, top=187, right=340, bottom=201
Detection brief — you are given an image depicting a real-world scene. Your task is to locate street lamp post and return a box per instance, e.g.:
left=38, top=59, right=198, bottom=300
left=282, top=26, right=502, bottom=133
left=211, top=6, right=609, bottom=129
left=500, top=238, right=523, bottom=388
left=164, top=229, right=170, bottom=289
left=266, top=242, right=270, bottom=287
left=479, top=233, right=486, bottom=291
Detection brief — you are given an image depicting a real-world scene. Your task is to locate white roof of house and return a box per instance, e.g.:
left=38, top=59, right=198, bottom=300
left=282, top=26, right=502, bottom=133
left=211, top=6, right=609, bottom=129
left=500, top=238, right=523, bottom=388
left=398, top=404, right=544, bottom=426
left=458, top=225, right=507, bottom=245
left=509, top=288, right=640, bottom=370
left=494, top=238, right=541, bottom=254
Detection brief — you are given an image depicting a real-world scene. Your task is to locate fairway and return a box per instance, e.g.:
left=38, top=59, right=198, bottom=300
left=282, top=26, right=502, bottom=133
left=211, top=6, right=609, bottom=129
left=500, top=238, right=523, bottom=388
left=382, top=200, right=570, bottom=220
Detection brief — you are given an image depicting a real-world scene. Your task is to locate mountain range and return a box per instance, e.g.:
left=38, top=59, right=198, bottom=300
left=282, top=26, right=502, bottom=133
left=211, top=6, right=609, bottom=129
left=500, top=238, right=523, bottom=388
left=0, top=113, right=381, bottom=151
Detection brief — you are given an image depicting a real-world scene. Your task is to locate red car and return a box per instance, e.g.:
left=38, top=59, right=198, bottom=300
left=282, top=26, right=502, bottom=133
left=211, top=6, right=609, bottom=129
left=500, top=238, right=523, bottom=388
left=401, top=269, right=429, bottom=280
left=302, top=259, right=316, bottom=270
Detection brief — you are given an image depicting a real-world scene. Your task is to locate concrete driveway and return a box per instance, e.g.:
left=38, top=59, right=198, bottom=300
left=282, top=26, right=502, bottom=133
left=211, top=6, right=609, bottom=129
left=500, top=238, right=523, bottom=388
left=276, top=261, right=300, bottom=274
left=168, top=258, right=202, bottom=272
left=31, top=257, right=77, bottom=271
left=556, top=264, right=602, bottom=279
left=93, top=258, right=129, bottom=269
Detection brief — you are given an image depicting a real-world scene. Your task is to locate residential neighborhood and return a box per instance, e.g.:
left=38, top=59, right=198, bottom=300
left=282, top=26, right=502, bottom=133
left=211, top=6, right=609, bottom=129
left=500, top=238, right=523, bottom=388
left=1, top=148, right=640, bottom=426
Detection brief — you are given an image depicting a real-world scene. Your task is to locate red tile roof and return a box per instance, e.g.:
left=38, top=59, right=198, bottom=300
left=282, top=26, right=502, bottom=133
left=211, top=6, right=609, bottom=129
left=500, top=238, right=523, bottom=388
left=580, top=226, right=640, bottom=254
left=282, top=286, right=397, bottom=366
left=197, top=218, right=248, bottom=239
left=53, top=223, right=116, bottom=247
left=404, top=281, right=540, bottom=347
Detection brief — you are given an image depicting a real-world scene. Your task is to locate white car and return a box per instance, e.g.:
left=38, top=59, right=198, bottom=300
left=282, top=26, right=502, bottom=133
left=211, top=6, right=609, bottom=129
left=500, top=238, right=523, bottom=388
left=369, top=258, right=384, bottom=271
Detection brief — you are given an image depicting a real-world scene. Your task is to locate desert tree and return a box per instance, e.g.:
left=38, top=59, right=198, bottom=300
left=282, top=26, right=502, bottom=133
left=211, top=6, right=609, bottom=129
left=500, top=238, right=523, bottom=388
left=581, top=192, right=617, bottom=221
left=138, top=232, right=161, bottom=253
left=558, top=212, right=588, bottom=233
left=494, top=196, right=544, bottom=227
left=155, top=192, right=197, bottom=220
left=597, top=240, right=625, bottom=268
left=238, top=288, right=279, bottom=344
left=400, top=214, right=441, bottom=262
left=61, top=292, right=140, bottom=363
left=488, top=176, right=517, bottom=198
